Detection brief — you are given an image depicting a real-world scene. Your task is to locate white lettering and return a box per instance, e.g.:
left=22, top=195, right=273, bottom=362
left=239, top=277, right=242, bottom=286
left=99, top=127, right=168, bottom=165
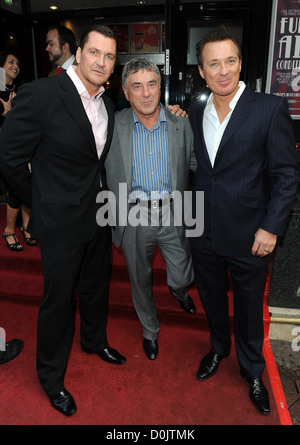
left=96, top=185, right=205, bottom=238
left=184, top=191, right=204, bottom=238
left=291, top=327, right=300, bottom=352
left=106, top=430, right=141, bottom=442
left=150, top=429, right=195, bottom=441
left=0, top=327, right=6, bottom=351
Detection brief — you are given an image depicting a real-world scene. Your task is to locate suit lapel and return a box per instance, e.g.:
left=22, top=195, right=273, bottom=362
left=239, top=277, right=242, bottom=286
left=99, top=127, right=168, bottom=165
left=215, top=87, right=256, bottom=164
left=166, top=108, right=180, bottom=190
left=198, top=104, right=212, bottom=167
left=59, top=72, right=97, bottom=155
left=194, top=101, right=212, bottom=169
left=100, top=94, right=115, bottom=161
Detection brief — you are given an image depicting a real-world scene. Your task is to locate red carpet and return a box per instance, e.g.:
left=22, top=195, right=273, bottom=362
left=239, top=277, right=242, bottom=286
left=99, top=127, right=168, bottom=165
left=0, top=204, right=290, bottom=426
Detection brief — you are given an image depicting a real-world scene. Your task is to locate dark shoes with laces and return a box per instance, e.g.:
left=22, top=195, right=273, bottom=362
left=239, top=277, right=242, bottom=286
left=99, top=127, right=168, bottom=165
left=143, top=338, right=158, bottom=360
left=240, top=368, right=270, bottom=415
left=197, top=350, right=228, bottom=381
left=48, top=346, right=126, bottom=416
left=179, top=295, right=196, bottom=314
left=197, top=350, right=270, bottom=415
left=49, top=389, right=77, bottom=417
left=169, top=288, right=196, bottom=314
left=82, top=345, right=126, bottom=365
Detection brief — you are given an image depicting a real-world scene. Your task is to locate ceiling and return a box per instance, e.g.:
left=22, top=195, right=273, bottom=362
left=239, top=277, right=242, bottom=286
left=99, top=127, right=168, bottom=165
left=30, top=0, right=164, bottom=12
left=0, top=0, right=241, bottom=14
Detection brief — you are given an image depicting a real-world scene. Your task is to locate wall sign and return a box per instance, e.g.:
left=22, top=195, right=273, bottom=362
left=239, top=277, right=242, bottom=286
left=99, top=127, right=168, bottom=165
left=266, top=0, right=300, bottom=119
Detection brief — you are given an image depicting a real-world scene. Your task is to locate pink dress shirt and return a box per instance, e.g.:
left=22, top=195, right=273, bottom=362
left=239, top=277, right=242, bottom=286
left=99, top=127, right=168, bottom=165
left=66, top=65, right=108, bottom=159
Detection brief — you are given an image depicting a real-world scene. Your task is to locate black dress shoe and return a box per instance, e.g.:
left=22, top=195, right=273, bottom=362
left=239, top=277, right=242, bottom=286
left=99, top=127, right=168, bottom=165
left=49, top=389, right=77, bottom=417
left=179, top=295, right=196, bottom=314
left=240, top=369, right=270, bottom=415
left=143, top=338, right=158, bottom=360
left=197, top=350, right=227, bottom=381
left=98, top=347, right=126, bottom=365
left=0, top=339, right=24, bottom=365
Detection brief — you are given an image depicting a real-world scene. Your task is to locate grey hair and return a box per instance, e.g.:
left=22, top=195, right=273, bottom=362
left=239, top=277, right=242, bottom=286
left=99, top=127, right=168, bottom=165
left=122, top=57, right=161, bottom=91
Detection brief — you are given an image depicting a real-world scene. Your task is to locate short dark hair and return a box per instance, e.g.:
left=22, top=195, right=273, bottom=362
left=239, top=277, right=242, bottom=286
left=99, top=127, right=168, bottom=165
left=79, top=25, right=116, bottom=49
left=196, top=27, right=242, bottom=68
left=0, top=51, right=21, bottom=69
left=48, top=24, right=77, bottom=55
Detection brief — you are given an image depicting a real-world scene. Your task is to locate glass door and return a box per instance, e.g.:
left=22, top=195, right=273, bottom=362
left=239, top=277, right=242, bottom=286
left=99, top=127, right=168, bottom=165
left=169, top=1, right=272, bottom=111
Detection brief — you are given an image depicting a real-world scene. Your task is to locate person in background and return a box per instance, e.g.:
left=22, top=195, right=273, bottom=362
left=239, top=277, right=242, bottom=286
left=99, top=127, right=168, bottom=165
left=0, top=52, right=18, bottom=126
left=0, top=25, right=125, bottom=418
left=105, top=57, right=197, bottom=361
left=45, top=24, right=77, bottom=76
left=189, top=28, right=299, bottom=415
left=0, top=51, right=37, bottom=251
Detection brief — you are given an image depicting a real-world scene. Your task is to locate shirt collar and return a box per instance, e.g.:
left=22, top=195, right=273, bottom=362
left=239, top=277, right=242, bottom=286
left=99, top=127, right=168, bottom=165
left=133, top=102, right=166, bottom=126
left=66, top=64, right=105, bottom=100
left=60, top=54, right=76, bottom=71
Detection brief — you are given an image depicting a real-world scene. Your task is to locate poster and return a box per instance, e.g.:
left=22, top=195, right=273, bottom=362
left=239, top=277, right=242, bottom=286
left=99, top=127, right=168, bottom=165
left=110, top=24, right=129, bottom=53
left=266, top=0, right=300, bottom=119
left=131, top=23, right=159, bottom=53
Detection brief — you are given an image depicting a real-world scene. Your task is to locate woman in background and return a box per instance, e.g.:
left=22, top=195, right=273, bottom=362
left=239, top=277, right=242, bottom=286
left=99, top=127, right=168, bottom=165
left=0, top=51, right=37, bottom=251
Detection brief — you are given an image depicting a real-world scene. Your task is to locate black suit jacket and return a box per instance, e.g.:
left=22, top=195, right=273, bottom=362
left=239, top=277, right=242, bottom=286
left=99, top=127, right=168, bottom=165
left=0, top=71, right=115, bottom=247
left=189, top=86, right=299, bottom=256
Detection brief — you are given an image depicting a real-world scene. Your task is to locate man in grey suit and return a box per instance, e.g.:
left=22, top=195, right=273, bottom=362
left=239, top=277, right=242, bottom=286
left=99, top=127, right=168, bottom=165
left=105, top=57, right=197, bottom=360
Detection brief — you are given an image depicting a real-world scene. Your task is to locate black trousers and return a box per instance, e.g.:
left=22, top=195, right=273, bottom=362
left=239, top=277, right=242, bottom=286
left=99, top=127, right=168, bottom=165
left=191, top=235, right=269, bottom=379
left=36, top=225, right=112, bottom=396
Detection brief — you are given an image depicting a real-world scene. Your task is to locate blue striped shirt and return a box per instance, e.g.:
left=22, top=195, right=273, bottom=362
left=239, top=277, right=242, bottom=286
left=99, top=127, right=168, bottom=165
left=131, top=104, right=172, bottom=201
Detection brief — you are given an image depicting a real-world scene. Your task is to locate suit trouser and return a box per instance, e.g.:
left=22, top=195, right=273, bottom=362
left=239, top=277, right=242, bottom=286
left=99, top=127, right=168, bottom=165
left=121, top=204, right=194, bottom=340
left=191, top=235, right=269, bottom=379
left=36, top=225, right=111, bottom=397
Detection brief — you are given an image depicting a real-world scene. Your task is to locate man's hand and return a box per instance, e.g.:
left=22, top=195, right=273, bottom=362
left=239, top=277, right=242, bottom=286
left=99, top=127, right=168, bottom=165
left=167, top=104, right=188, bottom=118
left=251, top=228, right=277, bottom=257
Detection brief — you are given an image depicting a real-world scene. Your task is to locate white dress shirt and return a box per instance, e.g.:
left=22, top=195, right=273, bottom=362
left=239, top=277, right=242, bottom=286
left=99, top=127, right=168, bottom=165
left=61, top=54, right=76, bottom=71
left=203, top=81, right=246, bottom=167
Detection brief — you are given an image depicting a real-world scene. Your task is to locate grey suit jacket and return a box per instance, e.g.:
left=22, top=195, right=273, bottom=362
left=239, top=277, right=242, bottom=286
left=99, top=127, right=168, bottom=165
left=105, top=105, right=196, bottom=247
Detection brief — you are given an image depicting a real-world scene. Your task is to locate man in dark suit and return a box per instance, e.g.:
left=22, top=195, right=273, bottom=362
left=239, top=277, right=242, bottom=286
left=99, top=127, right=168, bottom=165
left=0, top=25, right=126, bottom=417
left=189, top=28, right=299, bottom=415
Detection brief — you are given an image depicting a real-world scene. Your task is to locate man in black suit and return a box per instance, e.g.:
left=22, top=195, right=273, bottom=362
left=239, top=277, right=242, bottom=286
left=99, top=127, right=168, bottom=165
left=0, top=25, right=126, bottom=417
left=189, top=28, right=299, bottom=415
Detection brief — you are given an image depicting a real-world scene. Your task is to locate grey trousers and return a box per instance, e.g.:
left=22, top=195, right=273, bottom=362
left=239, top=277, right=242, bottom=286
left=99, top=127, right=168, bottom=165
left=121, top=204, right=194, bottom=340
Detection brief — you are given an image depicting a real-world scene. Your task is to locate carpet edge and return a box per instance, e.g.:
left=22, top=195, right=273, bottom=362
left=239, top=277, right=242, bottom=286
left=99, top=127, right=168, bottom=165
left=263, top=280, right=292, bottom=426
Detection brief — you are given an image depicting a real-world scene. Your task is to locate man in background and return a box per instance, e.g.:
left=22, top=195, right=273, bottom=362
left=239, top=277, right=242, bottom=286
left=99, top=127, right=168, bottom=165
left=45, top=24, right=77, bottom=76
